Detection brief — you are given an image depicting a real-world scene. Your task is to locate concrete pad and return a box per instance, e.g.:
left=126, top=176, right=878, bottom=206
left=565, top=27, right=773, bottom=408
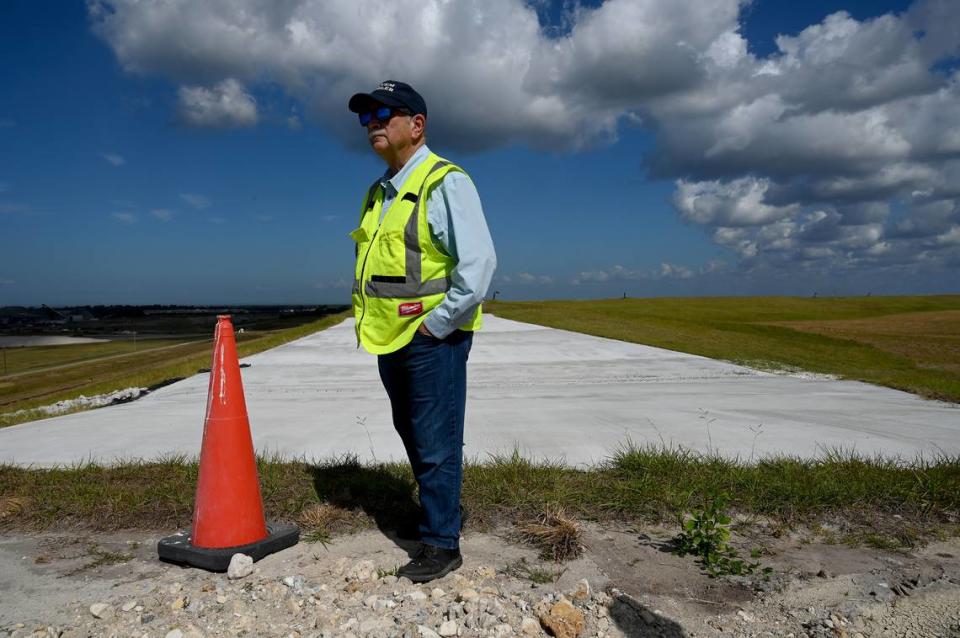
left=1, top=315, right=957, bottom=467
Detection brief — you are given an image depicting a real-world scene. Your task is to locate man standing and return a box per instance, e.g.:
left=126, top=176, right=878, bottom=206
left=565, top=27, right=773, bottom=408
left=347, top=81, right=496, bottom=582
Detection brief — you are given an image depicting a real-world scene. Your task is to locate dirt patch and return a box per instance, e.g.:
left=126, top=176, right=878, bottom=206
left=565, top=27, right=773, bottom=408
left=2, top=523, right=958, bottom=637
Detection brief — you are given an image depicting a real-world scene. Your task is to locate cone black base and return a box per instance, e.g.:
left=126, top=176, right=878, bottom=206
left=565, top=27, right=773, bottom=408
left=158, top=522, right=299, bottom=572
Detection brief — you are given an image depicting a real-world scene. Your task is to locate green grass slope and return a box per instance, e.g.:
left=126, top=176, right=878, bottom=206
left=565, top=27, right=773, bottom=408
left=487, top=295, right=960, bottom=403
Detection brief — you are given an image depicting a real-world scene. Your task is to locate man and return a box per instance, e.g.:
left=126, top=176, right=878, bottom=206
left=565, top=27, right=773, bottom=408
left=347, top=80, right=496, bottom=582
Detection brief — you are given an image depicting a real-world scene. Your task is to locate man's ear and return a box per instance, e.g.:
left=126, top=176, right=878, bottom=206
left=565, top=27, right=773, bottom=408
left=411, top=114, right=426, bottom=138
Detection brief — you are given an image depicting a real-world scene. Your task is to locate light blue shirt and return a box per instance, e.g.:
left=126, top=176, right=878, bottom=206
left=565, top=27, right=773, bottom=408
left=376, top=144, right=497, bottom=339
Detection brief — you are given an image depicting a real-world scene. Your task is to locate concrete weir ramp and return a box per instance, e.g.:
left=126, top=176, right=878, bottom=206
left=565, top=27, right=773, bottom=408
left=1, top=315, right=957, bottom=466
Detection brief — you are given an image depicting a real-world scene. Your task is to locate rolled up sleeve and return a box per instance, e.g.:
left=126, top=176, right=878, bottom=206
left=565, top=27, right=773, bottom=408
left=422, top=172, right=497, bottom=339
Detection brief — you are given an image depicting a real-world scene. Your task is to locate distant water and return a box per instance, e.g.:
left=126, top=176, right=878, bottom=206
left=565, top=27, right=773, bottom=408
left=0, top=336, right=109, bottom=347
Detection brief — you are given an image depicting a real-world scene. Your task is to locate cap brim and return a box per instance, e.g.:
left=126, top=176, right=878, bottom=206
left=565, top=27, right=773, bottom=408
left=348, top=91, right=408, bottom=113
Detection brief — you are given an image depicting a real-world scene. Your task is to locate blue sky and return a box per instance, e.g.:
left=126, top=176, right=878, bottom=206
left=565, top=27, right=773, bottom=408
left=1, top=0, right=958, bottom=305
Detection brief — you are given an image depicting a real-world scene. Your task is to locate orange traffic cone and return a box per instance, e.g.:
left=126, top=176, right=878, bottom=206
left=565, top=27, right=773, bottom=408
left=158, top=315, right=298, bottom=571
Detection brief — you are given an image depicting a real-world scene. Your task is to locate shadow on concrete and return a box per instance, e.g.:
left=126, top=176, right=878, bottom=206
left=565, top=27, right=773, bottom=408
left=309, top=458, right=421, bottom=556
left=608, top=588, right=687, bottom=637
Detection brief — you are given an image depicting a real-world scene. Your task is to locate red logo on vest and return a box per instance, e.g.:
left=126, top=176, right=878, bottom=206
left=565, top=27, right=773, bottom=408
left=398, top=302, right=423, bottom=317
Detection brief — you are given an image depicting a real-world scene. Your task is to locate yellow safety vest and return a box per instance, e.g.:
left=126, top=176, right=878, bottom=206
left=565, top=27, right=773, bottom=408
left=350, top=151, right=482, bottom=354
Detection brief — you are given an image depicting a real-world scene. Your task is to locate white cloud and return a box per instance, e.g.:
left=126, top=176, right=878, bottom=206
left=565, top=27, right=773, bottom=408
left=572, top=264, right=646, bottom=285
left=286, top=109, right=302, bottom=130
left=571, top=259, right=727, bottom=285
left=674, top=177, right=798, bottom=227
left=88, top=0, right=960, bottom=278
left=658, top=263, right=694, bottom=279
left=179, top=192, right=211, bottom=209
left=111, top=212, right=137, bottom=224
left=100, top=152, right=126, bottom=166
left=177, top=79, right=257, bottom=128
left=150, top=208, right=173, bottom=221
left=516, top=271, right=554, bottom=285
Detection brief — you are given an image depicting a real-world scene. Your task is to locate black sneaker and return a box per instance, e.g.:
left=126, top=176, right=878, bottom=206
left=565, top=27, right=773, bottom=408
left=394, top=504, right=469, bottom=541
left=397, top=544, right=463, bottom=583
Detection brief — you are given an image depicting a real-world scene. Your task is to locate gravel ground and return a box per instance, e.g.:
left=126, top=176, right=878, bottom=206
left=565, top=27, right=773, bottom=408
left=1, top=524, right=958, bottom=638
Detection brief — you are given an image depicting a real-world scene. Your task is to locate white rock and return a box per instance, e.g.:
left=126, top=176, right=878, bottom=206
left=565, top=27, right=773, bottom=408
left=738, top=610, right=756, bottom=623
left=493, top=624, right=514, bottom=637
left=165, top=630, right=183, bottom=638
left=358, top=618, right=379, bottom=633
left=364, top=595, right=379, bottom=608
left=374, top=598, right=397, bottom=611
left=121, top=600, right=138, bottom=612
left=227, top=553, right=254, bottom=580
left=216, top=595, right=228, bottom=604
left=89, top=603, right=111, bottom=619
left=431, top=588, right=446, bottom=601
left=458, top=589, right=479, bottom=602
left=346, top=560, right=376, bottom=582
left=438, top=620, right=458, bottom=637
left=573, top=578, right=591, bottom=601
left=521, top=617, right=540, bottom=635
left=417, top=626, right=441, bottom=638
left=407, top=590, right=429, bottom=602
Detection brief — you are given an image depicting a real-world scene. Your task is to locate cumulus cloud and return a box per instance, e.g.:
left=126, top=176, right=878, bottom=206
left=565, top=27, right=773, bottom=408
left=177, top=79, right=257, bottom=128
left=571, top=261, right=723, bottom=285
left=674, top=177, right=798, bottom=227
left=179, top=192, right=211, bottom=209
left=100, top=152, right=126, bottom=166
left=88, top=0, right=960, bottom=279
left=110, top=212, right=137, bottom=224
left=150, top=208, right=173, bottom=221
left=516, top=272, right=554, bottom=285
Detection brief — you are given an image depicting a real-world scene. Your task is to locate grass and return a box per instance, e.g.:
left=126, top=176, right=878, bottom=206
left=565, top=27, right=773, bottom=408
left=1, top=446, right=956, bottom=550
left=516, top=506, right=584, bottom=561
left=486, top=295, right=960, bottom=403
left=2, top=296, right=958, bottom=551
left=0, top=310, right=351, bottom=427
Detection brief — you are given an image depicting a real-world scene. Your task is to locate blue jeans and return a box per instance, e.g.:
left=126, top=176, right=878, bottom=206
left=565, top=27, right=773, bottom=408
left=377, top=329, right=473, bottom=550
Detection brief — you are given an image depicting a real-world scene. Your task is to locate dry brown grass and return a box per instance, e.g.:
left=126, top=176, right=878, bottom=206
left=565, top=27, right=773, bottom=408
left=771, top=310, right=960, bottom=373
left=517, top=506, right=584, bottom=561
left=296, top=502, right=365, bottom=544
left=0, top=496, right=31, bottom=520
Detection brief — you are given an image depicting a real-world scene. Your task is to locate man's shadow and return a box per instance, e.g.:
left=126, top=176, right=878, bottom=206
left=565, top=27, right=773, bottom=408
left=608, top=589, right=687, bottom=638
left=309, top=457, right=422, bottom=557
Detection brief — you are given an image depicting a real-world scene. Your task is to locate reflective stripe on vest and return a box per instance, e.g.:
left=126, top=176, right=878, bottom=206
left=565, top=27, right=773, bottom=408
left=364, top=160, right=452, bottom=298
left=351, top=152, right=482, bottom=355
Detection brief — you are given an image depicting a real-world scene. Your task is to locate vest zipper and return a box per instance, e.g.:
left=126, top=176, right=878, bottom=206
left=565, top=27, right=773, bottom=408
left=355, top=226, right=380, bottom=348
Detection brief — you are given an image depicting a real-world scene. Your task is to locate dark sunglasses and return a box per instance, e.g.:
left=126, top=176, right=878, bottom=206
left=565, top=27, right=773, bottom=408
left=358, top=106, right=411, bottom=127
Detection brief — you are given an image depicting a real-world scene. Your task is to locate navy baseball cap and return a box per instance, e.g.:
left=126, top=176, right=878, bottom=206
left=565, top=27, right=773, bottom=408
left=348, top=80, right=427, bottom=117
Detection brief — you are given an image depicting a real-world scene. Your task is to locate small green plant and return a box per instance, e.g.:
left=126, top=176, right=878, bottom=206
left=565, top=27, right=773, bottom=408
left=376, top=566, right=398, bottom=579
left=504, top=557, right=566, bottom=584
left=673, top=493, right=770, bottom=578
left=302, top=528, right=331, bottom=546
